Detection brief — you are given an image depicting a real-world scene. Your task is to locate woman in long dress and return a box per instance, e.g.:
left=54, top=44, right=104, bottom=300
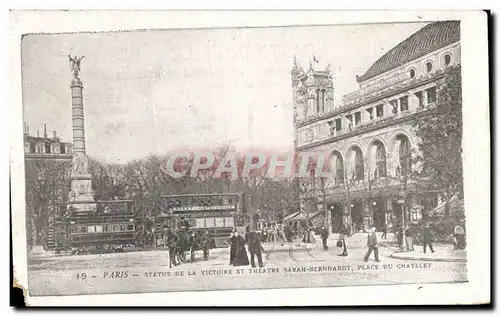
left=229, top=231, right=237, bottom=265
left=232, top=232, right=250, bottom=266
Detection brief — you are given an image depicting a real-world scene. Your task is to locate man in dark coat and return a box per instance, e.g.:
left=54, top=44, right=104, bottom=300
left=201, top=230, right=211, bottom=260
left=188, top=231, right=197, bottom=262
left=166, top=230, right=178, bottom=267
left=423, top=224, right=435, bottom=254
left=229, top=231, right=236, bottom=265
left=363, top=227, right=380, bottom=262
left=246, top=231, right=264, bottom=268
left=320, top=226, right=329, bottom=250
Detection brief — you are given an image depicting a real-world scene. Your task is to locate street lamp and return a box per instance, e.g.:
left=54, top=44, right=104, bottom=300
left=397, top=188, right=408, bottom=251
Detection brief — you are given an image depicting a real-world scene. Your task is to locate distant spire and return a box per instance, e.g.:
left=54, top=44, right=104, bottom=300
left=37, top=130, right=39, bottom=137
left=43, top=123, right=47, bottom=138
left=293, top=54, right=297, bottom=65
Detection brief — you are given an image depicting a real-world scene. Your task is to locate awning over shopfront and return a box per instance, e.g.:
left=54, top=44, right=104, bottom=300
left=283, top=211, right=323, bottom=227
left=283, top=211, right=301, bottom=222
left=428, top=194, right=464, bottom=217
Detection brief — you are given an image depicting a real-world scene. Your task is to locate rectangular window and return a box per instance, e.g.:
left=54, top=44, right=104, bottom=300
left=196, top=218, right=205, bottom=228
left=426, top=87, right=437, bottom=104
left=389, top=100, right=398, bottom=114
left=215, top=217, right=224, bottom=228
left=79, top=226, right=87, bottom=234
left=103, top=225, right=110, bottom=232
left=366, top=107, right=374, bottom=120
left=60, top=144, right=66, bottom=154
left=335, top=118, right=342, bottom=131
left=95, top=225, right=103, bottom=233
left=346, top=114, right=353, bottom=125
left=205, top=217, right=215, bottom=228
left=354, top=112, right=361, bottom=126
left=327, top=121, right=334, bottom=135
left=429, top=194, right=439, bottom=209
left=112, top=224, right=119, bottom=232
left=399, top=96, right=409, bottom=112
left=415, top=91, right=424, bottom=107
left=127, top=224, right=134, bottom=231
left=376, top=104, right=384, bottom=117
left=224, top=217, right=235, bottom=228
left=410, top=206, right=423, bottom=221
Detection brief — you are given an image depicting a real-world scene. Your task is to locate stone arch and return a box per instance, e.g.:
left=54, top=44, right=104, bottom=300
left=345, top=144, right=365, bottom=182
left=326, top=148, right=345, bottom=186
left=366, top=137, right=388, bottom=179
left=388, top=131, right=413, bottom=178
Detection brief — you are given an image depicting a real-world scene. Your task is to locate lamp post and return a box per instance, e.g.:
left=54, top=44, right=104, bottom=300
left=398, top=187, right=408, bottom=252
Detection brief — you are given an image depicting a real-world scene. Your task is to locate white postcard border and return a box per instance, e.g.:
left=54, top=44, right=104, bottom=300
left=9, top=10, right=490, bottom=306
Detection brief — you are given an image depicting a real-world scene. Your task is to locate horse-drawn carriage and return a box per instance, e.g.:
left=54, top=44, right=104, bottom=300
left=158, top=229, right=211, bottom=265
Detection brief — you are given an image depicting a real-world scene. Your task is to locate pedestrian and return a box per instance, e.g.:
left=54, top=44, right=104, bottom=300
left=363, top=227, right=380, bottom=262
left=423, top=223, right=435, bottom=254
left=338, top=226, right=348, bottom=256
left=262, top=227, right=268, bottom=243
left=188, top=231, right=197, bottom=262
left=246, top=231, right=264, bottom=268
left=406, top=225, right=415, bottom=251
left=454, top=221, right=466, bottom=250
left=166, top=230, right=178, bottom=267
left=229, top=230, right=236, bottom=265
left=397, top=227, right=403, bottom=247
left=320, top=226, right=329, bottom=250
left=201, top=230, right=211, bottom=260
left=232, top=232, right=250, bottom=266
left=381, top=223, right=387, bottom=239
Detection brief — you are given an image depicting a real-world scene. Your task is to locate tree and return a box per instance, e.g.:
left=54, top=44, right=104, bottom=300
left=25, top=159, right=72, bottom=246
left=413, top=65, right=464, bottom=216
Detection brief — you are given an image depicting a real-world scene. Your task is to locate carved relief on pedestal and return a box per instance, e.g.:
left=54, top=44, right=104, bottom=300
left=71, top=152, right=89, bottom=176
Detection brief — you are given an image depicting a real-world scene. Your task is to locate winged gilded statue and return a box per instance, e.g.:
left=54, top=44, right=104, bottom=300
left=68, top=54, right=85, bottom=79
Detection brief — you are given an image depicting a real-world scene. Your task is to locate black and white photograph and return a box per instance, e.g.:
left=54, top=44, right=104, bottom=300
left=10, top=10, right=490, bottom=306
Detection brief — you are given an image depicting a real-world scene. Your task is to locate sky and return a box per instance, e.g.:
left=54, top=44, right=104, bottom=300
left=22, top=22, right=427, bottom=163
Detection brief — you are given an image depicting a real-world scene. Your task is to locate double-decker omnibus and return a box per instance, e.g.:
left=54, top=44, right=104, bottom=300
left=52, top=200, right=136, bottom=252
left=157, top=193, right=246, bottom=248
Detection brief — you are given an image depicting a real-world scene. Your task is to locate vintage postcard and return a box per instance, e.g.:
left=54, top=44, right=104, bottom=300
left=10, top=10, right=490, bottom=306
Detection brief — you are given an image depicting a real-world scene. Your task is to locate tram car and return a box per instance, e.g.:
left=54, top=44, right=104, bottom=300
left=157, top=193, right=247, bottom=248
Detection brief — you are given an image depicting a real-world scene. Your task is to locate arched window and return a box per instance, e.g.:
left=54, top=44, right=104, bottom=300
left=353, top=147, right=364, bottom=181
left=444, top=54, right=452, bottom=66
left=316, top=89, right=320, bottom=114
left=409, top=68, right=416, bottom=79
left=333, top=152, right=344, bottom=185
left=426, top=61, right=433, bottom=73
left=375, top=142, right=387, bottom=177
left=399, top=136, right=412, bottom=176
left=321, top=89, right=326, bottom=113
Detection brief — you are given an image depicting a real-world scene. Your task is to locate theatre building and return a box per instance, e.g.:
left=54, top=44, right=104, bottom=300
left=292, top=21, right=460, bottom=233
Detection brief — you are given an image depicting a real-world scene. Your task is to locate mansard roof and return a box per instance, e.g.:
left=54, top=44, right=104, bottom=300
left=356, top=21, right=460, bottom=83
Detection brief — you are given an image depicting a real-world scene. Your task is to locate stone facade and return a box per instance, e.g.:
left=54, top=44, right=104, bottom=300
left=292, top=22, right=460, bottom=234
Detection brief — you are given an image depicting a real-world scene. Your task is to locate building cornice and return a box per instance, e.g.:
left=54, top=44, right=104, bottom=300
left=295, top=108, right=433, bottom=152
left=25, top=154, right=73, bottom=160
left=295, top=72, right=445, bottom=129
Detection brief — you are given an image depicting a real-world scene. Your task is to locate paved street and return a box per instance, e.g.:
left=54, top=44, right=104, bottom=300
left=27, top=233, right=467, bottom=296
